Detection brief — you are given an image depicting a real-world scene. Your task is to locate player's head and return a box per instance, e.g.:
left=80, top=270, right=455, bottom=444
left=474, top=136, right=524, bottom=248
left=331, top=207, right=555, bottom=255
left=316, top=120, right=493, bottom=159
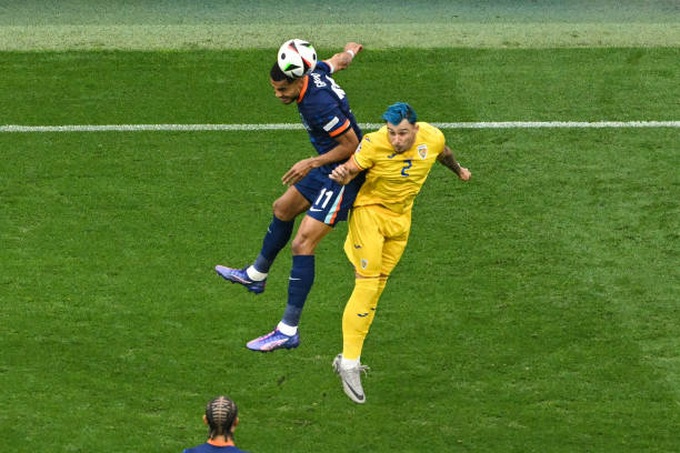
left=270, top=62, right=303, bottom=104
left=203, top=395, right=239, bottom=440
left=382, top=102, right=417, bottom=125
left=382, top=102, right=419, bottom=153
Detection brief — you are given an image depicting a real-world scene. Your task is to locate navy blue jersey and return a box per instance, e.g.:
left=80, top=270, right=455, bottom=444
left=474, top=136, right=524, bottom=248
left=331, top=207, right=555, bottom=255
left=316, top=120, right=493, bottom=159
left=183, top=442, right=248, bottom=453
left=296, top=60, right=362, bottom=175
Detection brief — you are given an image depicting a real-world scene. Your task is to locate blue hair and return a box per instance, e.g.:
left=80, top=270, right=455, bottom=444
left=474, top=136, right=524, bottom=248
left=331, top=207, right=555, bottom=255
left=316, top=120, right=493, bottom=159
left=381, top=102, right=417, bottom=125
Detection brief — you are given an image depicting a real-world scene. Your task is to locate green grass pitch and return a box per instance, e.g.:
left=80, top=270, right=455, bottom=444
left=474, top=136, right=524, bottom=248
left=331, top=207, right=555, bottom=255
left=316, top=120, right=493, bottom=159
left=1, top=42, right=680, bottom=453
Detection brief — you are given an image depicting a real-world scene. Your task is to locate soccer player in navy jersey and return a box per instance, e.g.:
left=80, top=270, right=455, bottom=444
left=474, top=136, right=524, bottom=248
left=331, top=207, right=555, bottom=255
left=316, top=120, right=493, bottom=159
left=215, top=42, right=365, bottom=352
left=183, top=395, right=248, bottom=453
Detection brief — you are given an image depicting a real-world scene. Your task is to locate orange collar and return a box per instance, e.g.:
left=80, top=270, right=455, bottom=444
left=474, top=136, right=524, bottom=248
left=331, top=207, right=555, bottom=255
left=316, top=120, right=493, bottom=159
left=297, top=75, right=309, bottom=103
left=207, top=438, right=236, bottom=447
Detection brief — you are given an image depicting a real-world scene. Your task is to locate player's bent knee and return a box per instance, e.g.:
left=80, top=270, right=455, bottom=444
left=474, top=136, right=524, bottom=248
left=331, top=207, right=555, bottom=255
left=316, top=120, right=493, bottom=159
left=291, top=237, right=318, bottom=255
left=272, top=200, right=301, bottom=222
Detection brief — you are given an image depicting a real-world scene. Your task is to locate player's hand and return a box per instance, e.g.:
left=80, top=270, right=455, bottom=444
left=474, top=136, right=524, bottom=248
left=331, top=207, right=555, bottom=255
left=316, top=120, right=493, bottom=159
left=344, top=42, right=363, bottom=56
left=282, top=157, right=315, bottom=186
left=330, top=43, right=364, bottom=72
left=329, top=165, right=350, bottom=185
left=458, top=167, right=471, bottom=181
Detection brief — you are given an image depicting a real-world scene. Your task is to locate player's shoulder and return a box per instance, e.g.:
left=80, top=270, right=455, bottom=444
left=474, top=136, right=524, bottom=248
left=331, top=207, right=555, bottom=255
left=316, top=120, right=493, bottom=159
left=416, top=122, right=445, bottom=145
left=299, top=68, right=335, bottom=103
left=416, top=121, right=443, bottom=136
left=314, top=60, right=332, bottom=75
left=362, top=127, right=388, bottom=146
left=356, top=127, right=389, bottom=156
left=183, top=445, right=248, bottom=453
left=306, top=61, right=333, bottom=89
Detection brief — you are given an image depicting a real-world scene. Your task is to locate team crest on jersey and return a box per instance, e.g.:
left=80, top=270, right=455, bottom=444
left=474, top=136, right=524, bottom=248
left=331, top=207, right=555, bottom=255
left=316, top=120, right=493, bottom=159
left=360, top=259, right=368, bottom=270
left=418, top=144, right=428, bottom=159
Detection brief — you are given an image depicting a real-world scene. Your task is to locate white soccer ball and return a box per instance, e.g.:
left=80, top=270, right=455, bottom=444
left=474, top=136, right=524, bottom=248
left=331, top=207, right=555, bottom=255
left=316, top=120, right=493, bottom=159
left=277, top=39, right=317, bottom=78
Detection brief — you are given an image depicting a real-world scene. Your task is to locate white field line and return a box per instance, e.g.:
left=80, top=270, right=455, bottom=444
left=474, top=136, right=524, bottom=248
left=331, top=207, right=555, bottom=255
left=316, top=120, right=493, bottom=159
left=1, top=121, right=679, bottom=133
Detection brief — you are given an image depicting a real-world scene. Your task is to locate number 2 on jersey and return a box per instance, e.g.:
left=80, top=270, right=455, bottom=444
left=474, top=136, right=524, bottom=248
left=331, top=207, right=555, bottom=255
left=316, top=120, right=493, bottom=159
left=401, top=159, right=412, bottom=177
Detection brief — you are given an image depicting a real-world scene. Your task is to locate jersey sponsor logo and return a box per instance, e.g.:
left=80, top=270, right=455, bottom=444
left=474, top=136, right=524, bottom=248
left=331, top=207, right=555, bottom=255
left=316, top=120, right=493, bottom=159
left=418, top=144, right=428, bottom=159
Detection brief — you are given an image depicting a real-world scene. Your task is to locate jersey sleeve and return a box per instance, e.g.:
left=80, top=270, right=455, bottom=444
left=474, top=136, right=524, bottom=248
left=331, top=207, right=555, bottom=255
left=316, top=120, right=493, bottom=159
left=417, top=122, right=447, bottom=156
left=302, top=94, right=352, bottom=139
left=314, top=60, right=332, bottom=75
left=433, top=126, right=446, bottom=155
left=320, top=110, right=352, bottom=138
left=352, top=136, right=376, bottom=170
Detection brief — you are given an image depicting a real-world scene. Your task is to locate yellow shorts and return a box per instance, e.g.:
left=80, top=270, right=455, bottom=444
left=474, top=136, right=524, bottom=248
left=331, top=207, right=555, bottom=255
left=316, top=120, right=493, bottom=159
left=344, top=205, right=412, bottom=277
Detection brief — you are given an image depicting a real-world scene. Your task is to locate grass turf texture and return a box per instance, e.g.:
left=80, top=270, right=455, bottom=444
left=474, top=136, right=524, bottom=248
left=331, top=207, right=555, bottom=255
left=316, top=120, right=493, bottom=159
left=2, top=48, right=679, bottom=451
left=2, top=0, right=680, bottom=50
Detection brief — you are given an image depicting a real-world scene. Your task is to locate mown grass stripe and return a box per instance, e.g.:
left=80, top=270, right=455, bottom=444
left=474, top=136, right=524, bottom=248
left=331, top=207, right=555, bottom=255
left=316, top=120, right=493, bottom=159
left=1, top=121, right=679, bottom=133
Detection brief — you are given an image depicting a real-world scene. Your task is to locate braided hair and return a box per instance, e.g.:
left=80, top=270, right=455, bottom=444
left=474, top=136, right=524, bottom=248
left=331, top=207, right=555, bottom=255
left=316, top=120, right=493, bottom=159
left=205, top=396, right=238, bottom=440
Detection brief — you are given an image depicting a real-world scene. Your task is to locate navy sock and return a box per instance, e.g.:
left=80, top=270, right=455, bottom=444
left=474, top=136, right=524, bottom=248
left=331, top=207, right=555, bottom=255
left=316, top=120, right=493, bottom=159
left=282, top=255, right=315, bottom=327
left=254, top=216, right=294, bottom=273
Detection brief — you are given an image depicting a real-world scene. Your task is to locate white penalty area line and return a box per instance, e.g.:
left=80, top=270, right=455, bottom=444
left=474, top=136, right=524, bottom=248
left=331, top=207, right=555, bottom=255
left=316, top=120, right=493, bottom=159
left=1, top=121, right=679, bottom=133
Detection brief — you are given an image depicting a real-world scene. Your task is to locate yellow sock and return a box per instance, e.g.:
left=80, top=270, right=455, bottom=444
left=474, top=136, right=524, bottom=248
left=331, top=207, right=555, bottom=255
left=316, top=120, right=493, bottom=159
left=370, top=276, right=388, bottom=323
left=342, top=276, right=388, bottom=360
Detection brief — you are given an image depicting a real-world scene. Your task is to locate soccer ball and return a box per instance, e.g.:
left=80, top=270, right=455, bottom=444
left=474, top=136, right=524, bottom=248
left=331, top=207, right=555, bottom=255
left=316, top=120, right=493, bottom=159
left=277, top=39, right=317, bottom=78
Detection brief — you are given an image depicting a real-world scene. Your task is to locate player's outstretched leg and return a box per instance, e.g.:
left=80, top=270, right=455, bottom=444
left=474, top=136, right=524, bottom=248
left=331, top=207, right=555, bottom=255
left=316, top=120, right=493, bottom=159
left=215, top=265, right=266, bottom=294
left=246, top=328, right=300, bottom=352
left=332, top=354, right=369, bottom=404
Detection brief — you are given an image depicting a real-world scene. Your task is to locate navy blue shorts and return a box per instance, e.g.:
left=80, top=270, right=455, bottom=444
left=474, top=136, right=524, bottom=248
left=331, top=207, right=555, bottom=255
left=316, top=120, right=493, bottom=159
left=295, top=167, right=364, bottom=226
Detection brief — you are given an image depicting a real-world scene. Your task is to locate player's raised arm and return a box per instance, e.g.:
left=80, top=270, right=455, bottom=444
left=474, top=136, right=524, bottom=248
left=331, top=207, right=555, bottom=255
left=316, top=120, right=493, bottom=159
left=325, top=42, right=363, bottom=73
left=437, top=145, right=471, bottom=181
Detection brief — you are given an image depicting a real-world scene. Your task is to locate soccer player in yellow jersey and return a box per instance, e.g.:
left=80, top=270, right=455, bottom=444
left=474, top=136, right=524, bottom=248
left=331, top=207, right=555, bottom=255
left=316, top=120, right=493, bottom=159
left=329, top=102, right=471, bottom=403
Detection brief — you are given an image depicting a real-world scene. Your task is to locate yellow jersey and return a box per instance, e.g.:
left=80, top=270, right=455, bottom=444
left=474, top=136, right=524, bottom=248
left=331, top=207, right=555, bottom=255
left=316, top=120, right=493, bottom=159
left=352, top=122, right=445, bottom=214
